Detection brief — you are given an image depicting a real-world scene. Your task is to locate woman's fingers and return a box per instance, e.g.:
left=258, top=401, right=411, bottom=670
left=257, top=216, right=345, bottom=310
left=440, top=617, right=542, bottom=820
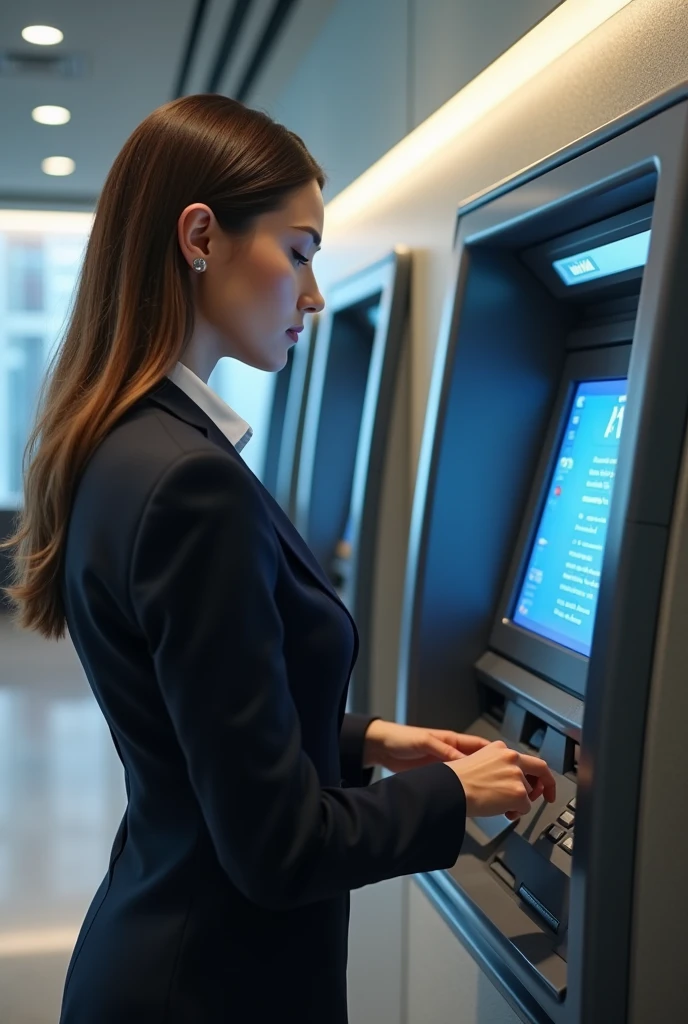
left=433, top=731, right=490, bottom=754
left=526, top=775, right=546, bottom=802
left=426, top=735, right=464, bottom=761
left=515, top=752, right=557, bottom=803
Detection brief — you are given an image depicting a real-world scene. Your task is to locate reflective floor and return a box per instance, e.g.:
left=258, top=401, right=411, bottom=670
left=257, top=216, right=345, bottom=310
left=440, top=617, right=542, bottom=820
left=0, top=613, right=125, bottom=1023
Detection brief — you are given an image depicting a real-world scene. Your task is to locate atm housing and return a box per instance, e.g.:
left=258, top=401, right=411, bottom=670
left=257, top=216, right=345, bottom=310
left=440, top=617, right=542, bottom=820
left=398, top=99, right=688, bottom=1024
left=273, top=316, right=319, bottom=518
left=261, top=346, right=296, bottom=499
left=296, top=249, right=411, bottom=718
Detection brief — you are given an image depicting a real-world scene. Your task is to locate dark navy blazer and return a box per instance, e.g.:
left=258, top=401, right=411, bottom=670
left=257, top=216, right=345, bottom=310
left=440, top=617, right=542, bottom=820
left=59, top=379, right=466, bottom=1024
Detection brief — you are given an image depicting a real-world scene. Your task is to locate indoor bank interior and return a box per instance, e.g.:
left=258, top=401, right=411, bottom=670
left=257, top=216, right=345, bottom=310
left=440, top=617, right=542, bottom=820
left=1, top=1, right=687, bottom=1021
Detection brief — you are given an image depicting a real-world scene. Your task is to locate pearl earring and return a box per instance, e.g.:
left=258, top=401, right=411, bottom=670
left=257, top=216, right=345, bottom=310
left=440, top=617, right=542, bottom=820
left=192, top=257, right=207, bottom=273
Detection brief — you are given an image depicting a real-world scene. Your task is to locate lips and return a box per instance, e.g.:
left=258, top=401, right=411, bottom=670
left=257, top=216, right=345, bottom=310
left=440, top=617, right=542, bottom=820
left=286, top=326, right=303, bottom=343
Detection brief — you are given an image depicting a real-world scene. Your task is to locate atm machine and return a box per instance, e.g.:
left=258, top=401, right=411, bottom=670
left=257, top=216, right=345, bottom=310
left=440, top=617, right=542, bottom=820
left=397, top=94, right=688, bottom=1023
left=260, top=347, right=296, bottom=498
left=273, top=316, right=319, bottom=518
left=296, top=248, right=410, bottom=718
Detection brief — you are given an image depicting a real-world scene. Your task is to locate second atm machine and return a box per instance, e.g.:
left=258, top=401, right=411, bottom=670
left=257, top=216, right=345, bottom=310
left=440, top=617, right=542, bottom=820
left=296, top=248, right=410, bottom=719
left=273, top=316, right=319, bottom=519
left=398, top=96, right=688, bottom=1023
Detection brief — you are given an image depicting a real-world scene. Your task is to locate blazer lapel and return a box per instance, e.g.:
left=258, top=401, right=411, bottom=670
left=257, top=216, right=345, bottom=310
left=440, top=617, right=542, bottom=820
left=145, top=379, right=349, bottom=613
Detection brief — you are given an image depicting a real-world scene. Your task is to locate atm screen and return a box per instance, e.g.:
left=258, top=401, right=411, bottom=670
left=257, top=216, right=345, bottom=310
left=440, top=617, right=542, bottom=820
left=512, top=378, right=627, bottom=657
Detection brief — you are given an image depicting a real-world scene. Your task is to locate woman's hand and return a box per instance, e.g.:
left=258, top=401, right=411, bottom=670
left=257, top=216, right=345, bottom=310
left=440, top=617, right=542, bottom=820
left=446, top=740, right=557, bottom=819
left=363, top=719, right=491, bottom=773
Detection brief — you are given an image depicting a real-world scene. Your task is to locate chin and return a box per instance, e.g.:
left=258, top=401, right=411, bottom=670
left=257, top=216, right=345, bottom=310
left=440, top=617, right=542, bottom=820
left=239, top=349, right=289, bottom=373
left=264, top=350, right=290, bottom=373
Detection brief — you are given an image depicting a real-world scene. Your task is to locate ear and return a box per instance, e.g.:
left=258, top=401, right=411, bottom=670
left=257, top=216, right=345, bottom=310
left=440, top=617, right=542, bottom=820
left=177, top=203, right=216, bottom=269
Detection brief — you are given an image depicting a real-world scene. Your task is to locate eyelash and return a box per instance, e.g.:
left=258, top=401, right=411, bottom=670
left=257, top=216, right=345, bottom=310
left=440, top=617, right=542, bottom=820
left=291, top=248, right=309, bottom=267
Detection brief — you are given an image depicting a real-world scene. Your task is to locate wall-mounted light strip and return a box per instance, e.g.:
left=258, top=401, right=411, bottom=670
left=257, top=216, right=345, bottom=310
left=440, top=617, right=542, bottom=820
left=325, top=0, right=634, bottom=228
left=553, top=229, right=651, bottom=286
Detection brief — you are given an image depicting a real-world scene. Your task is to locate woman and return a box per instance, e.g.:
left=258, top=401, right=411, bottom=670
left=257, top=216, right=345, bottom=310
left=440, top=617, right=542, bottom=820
left=4, top=95, right=555, bottom=1023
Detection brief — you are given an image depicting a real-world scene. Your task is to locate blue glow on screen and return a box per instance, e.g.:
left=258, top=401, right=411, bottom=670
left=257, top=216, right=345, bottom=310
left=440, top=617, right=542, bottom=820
left=553, top=230, right=651, bottom=286
left=512, top=378, right=627, bottom=657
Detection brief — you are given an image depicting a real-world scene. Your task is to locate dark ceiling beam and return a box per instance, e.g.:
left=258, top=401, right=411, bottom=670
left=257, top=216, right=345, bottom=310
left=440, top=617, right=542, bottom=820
left=205, top=0, right=254, bottom=94
left=235, top=0, right=299, bottom=103
left=172, top=0, right=211, bottom=99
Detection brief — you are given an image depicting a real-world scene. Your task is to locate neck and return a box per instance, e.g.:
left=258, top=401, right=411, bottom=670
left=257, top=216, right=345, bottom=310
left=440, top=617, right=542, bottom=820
left=181, top=322, right=224, bottom=384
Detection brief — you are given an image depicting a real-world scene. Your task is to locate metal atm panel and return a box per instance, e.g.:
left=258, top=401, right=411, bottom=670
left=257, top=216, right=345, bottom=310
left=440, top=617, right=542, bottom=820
left=397, top=97, right=688, bottom=1023
left=296, top=248, right=411, bottom=717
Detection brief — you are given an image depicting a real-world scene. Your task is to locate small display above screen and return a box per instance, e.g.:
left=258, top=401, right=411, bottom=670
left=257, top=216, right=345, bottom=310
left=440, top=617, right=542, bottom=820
left=552, top=230, right=650, bottom=286
left=512, top=378, right=627, bottom=657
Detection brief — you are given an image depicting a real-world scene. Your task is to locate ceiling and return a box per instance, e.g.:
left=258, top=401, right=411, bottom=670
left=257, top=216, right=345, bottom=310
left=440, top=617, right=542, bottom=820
left=0, top=0, right=335, bottom=208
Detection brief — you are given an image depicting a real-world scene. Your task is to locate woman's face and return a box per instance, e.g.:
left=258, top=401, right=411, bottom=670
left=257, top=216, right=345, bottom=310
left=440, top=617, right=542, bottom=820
left=179, top=180, right=325, bottom=373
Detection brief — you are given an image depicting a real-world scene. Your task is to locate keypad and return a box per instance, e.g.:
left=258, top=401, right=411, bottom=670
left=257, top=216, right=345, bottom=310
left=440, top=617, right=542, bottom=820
left=558, top=809, right=575, bottom=829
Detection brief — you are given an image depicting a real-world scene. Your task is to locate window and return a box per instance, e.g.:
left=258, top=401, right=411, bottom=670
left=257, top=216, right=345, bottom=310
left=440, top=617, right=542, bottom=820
left=0, top=210, right=92, bottom=508
left=209, top=358, right=277, bottom=478
left=7, top=236, right=45, bottom=312
left=6, top=336, right=44, bottom=494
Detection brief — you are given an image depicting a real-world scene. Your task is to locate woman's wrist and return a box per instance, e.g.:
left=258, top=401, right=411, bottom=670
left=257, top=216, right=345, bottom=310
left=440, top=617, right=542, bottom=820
left=363, top=718, right=387, bottom=767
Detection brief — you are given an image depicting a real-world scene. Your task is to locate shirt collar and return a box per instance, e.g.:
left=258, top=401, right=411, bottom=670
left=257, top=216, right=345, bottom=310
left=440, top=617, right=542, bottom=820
left=167, top=362, right=253, bottom=453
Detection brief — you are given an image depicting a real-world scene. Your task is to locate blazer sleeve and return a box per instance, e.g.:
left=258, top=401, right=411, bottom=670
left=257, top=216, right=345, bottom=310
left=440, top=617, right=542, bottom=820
left=340, top=713, right=378, bottom=787
left=130, top=451, right=466, bottom=911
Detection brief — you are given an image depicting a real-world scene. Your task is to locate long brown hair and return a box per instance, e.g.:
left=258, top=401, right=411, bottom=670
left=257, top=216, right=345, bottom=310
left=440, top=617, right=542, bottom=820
left=2, top=94, right=324, bottom=639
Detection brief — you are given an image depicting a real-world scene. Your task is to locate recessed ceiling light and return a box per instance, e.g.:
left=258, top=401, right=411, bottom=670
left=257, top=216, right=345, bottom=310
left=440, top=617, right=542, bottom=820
left=22, top=25, right=64, bottom=46
left=32, top=105, right=71, bottom=126
left=42, top=156, right=75, bottom=177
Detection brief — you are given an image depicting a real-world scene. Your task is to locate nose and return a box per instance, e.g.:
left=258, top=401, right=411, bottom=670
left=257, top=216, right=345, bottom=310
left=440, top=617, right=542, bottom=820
left=299, top=283, right=325, bottom=315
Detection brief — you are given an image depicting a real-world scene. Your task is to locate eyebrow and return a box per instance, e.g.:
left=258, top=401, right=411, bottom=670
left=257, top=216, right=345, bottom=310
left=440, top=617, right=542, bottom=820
left=292, top=225, right=322, bottom=248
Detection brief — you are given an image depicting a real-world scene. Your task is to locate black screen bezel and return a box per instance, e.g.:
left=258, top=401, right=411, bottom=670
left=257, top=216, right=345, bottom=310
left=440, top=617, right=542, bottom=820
left=489, top=343, right=631, bottom=698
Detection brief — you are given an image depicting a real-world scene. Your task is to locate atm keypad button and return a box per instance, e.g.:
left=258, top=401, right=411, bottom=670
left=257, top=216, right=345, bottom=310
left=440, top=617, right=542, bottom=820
left=558, top=810, right=575, bottom=828
left=567, top=797, right=577, bottom=811
left=561, top=834, right=574, bottom=854
left=546, top=825, right=566, bottom=843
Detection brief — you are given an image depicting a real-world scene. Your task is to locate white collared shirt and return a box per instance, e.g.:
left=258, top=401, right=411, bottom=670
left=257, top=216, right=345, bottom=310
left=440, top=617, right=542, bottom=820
left=167, top=362, right=253, bottom=454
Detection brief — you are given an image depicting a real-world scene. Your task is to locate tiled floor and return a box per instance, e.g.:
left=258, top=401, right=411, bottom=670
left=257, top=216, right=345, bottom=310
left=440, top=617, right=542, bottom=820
left=0, top=613, right=126, bottom=1023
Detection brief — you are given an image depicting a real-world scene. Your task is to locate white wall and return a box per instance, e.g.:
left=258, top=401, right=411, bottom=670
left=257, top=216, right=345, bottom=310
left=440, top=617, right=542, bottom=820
left=411, top=0, right=560, bottom=127
left=251, top=0, right=561, bottom=200
left=254, top=0, right=411, bottom=199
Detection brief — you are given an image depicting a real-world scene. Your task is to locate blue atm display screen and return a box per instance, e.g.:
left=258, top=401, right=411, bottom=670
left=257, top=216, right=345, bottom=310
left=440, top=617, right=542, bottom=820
left=512, top=378, right=627, bottom=657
